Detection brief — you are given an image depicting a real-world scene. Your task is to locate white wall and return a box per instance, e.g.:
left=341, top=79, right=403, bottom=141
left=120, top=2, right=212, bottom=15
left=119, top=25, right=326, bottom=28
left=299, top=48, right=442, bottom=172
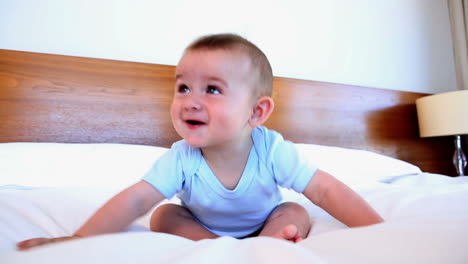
left=0, top=0, right=457, bottom=93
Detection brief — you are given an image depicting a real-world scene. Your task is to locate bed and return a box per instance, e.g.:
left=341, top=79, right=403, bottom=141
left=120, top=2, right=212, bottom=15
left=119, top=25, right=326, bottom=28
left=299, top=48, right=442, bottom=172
left=1, top=49, right=467, bottom=263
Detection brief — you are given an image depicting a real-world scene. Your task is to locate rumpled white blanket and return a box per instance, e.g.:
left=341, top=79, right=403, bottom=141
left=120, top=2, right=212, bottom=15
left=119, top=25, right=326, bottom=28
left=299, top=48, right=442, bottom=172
left=1, top=173, right=468, bottom=264
left=1, top=143, right=467, bottom=263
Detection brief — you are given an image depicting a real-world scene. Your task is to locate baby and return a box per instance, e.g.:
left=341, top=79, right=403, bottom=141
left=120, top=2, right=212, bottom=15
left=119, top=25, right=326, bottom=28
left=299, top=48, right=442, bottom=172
left=17, top=33, right=383, bottom=249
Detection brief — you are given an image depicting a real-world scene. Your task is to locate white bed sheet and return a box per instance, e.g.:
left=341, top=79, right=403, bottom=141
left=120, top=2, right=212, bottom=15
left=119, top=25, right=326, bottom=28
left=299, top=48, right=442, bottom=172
left=1, top=174, right=467, bottom=263
left=1, top=143, right=468, bottom=263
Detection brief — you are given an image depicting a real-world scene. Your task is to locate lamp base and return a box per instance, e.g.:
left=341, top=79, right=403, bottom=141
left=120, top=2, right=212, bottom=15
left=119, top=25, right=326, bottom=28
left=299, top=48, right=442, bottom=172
left=453, top=135, right=467, bottom=176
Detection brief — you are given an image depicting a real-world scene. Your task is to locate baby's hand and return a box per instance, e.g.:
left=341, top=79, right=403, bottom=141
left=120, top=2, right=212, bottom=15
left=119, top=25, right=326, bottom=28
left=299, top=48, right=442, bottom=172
left=16, top=235, right=79, bottom=250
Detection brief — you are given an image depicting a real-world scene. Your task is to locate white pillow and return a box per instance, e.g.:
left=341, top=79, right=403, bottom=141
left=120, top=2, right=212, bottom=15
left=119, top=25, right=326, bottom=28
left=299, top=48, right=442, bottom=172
left=0, top=142, right=169, bottom=189
left=295, top=143, right=422, bottom=185
left=0, top=142, right=421, bottom=189
left=0, top=142, right=421, bottom=253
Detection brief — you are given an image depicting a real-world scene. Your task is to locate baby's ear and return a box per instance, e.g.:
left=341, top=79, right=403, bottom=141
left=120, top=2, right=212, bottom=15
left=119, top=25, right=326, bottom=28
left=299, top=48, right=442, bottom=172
left=249, top=96, right=275, bottom=127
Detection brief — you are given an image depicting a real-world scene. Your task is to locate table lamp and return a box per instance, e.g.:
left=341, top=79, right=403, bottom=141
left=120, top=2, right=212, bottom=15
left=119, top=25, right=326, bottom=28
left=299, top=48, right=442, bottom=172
left=416, top=90, right=468, bottom=176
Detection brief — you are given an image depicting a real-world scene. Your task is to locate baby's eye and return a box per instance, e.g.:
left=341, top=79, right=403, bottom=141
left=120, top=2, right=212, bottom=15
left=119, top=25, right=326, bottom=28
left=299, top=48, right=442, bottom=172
left=177, top=84, right=190, bottom=93
left=206, top=85, right=221, bottom=94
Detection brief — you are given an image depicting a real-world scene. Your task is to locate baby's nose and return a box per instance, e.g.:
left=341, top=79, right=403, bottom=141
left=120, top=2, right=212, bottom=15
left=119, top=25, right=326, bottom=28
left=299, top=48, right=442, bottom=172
left=183, top=95, right=203, bottom=110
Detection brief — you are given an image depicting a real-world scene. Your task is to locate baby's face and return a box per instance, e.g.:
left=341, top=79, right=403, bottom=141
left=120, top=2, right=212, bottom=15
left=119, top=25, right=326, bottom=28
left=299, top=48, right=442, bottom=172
left=171, top=49, right=257, bottom=149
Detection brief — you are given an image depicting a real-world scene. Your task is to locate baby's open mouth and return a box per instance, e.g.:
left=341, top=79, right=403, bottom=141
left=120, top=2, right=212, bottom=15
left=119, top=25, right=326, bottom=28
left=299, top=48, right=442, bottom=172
left=186, top=120, right=205, bottom=125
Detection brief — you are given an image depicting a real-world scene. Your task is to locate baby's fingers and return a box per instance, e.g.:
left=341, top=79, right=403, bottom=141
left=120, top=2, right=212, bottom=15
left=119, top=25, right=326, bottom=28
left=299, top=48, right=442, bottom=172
left=17, top=236, right=79, bottom=250
left=16, top=238, right=52, bottom=250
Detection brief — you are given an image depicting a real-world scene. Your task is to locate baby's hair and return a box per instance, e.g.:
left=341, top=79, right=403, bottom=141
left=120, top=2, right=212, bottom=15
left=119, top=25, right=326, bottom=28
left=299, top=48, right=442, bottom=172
left=185, top=33, right=273, bottom=98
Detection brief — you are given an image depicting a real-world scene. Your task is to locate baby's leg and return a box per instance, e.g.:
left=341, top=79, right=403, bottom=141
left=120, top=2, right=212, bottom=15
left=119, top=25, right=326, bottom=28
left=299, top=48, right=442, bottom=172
left=150, top=204, right=218, bottom=241
left=259, top=202, right=310, bottom=243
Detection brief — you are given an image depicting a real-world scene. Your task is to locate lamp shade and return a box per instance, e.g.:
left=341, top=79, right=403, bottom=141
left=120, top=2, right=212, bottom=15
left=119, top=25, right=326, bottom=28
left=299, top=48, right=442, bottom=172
left=416, top=90, right=468, bottom=138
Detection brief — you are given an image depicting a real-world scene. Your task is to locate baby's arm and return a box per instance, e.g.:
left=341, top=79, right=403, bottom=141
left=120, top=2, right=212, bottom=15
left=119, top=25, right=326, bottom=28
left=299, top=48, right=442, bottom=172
left=17, top=180, right=164, bottom=250
left=303, top=170, right=383, bottom=227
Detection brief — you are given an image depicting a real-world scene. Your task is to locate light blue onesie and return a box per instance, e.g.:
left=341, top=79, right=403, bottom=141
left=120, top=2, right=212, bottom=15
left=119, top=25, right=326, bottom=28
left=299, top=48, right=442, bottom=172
left=143, top=126, right=317, bottom=238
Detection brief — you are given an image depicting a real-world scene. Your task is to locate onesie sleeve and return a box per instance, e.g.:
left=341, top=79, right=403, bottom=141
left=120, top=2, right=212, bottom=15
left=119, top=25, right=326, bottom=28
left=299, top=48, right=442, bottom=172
left=255, top=127, right=318, bottom=193
left=142, top=141, right=188, bottom=199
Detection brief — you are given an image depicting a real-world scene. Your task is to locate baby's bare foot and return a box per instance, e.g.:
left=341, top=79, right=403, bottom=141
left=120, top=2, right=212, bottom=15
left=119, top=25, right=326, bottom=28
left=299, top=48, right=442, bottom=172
left=272, top=224, right=303, bottom=243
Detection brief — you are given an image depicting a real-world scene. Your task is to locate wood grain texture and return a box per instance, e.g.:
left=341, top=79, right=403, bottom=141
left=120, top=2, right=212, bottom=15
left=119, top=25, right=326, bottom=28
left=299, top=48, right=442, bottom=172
left=0, top=49, right=454, bottom=175
left=266, top=78, right=454, bottom=175
left=0, top=49, right=179, bottom=147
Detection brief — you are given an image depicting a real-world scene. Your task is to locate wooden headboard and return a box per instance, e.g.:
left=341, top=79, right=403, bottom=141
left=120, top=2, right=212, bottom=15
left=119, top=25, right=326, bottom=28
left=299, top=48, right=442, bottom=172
left=0, top=49, right=454, bottom=175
